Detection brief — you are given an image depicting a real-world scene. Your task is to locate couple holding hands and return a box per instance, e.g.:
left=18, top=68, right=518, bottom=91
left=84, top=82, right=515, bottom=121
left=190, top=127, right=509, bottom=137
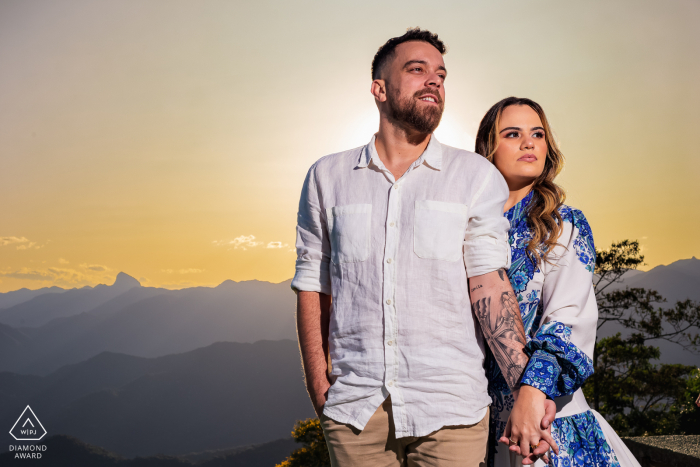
left=292, top=28, right=639, bottom=467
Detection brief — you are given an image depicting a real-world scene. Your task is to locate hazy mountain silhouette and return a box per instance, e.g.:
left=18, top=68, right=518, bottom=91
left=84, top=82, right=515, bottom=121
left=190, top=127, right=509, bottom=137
left=0, top=434, right=297, bottom=466
left=0, top=278, right=296, bottom=375
left=600, top=257, right=700, bottom=366
left=0, top=273, right=141, bottom=328
left=0, top=340, right=314, bottom=458
left=616, top=257, right=700, bottom=302
left=0, top=286, right=66, bottom=310
left=0, top=260, right=694, bottom=374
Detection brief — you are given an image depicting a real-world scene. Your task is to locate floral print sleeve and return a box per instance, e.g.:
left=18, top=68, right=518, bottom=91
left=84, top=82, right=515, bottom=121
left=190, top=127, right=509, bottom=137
left=520, top=206, right=598, bottom=397
left=521, top=321, right=594, bottom=398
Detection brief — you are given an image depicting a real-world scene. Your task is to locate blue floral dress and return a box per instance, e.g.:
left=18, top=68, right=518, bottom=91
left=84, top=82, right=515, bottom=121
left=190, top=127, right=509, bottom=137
left=487, top=191, right=639, bottom=467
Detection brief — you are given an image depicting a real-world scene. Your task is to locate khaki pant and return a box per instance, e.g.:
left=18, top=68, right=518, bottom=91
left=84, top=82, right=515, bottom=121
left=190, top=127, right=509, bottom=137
left=320, top=396, right=489, bottom=467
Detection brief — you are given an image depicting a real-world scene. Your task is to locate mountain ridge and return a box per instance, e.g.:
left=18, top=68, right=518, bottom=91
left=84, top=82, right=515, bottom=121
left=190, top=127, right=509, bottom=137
left=0, top=339, right=313, bottom=458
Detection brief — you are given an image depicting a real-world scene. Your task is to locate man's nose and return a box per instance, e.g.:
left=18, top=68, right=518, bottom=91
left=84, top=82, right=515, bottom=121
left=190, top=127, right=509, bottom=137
left=425, top=72, right=442, bottom=88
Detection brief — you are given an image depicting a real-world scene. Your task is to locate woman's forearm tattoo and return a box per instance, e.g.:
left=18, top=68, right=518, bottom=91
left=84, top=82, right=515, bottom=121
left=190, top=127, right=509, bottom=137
left=472, top=291, right=528, bottom=390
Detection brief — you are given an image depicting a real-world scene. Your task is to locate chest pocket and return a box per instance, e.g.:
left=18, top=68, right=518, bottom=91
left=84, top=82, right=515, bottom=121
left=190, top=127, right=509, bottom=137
left=414, top=200, right=468, bottom=262
left=326, top=204, right=372, bottom=264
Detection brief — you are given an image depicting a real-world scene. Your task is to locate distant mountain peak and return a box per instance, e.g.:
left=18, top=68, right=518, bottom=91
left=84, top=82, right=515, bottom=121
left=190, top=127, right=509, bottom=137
left=112, top=272, right=140, bottom=290
left=216, top=279, right=237, bottom=288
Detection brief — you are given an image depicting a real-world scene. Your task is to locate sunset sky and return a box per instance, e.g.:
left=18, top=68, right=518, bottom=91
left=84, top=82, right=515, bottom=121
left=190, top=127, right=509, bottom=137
left=1, top=0, right=699, bottom=292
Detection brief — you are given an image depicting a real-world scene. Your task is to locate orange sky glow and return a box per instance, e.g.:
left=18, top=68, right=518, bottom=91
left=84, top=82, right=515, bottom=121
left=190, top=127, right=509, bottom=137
left=1, top=0, right=699, bottom=292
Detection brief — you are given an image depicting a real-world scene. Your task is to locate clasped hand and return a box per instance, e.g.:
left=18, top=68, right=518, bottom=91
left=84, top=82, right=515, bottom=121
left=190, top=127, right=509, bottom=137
left=499, top=385, right=559, bottom=465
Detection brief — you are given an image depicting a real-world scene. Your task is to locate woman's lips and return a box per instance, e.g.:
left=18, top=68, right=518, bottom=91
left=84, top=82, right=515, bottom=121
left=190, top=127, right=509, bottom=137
left=518, top=154, right=538, bottom=162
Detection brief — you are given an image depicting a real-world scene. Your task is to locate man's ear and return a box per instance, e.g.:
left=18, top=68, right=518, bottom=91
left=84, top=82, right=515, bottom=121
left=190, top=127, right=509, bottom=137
left=371, top=79, right=387, bottom=103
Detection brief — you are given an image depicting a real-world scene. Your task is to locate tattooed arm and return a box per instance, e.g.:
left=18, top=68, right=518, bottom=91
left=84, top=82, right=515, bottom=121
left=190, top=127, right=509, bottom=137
left=470, top=269, right=527, bottom=389
left=469, top=269, right=558, bottom=460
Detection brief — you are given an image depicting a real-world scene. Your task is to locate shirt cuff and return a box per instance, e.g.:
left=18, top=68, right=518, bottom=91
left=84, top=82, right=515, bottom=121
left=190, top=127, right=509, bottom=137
left=463, top=239, right=511, bottom=278
left=291, top=259, right=331, bottom=295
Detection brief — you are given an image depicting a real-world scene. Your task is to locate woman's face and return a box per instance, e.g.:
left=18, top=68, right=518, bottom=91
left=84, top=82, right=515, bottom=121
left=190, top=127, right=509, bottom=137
left=492, top=105, right=548, bottom=190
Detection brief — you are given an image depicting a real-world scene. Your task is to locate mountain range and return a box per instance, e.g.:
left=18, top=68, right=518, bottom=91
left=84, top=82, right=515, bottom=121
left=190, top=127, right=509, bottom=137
left=0, top=275, right=296, bottom=375
left=0, top=258, right=697, bottom=461
left=613, top=257, right=700, bottom=303
left=1, top=259, right=697, bottom=374
left=0, top=340, right=314, bottom=458
left=598, top=257, right=700, bottom=366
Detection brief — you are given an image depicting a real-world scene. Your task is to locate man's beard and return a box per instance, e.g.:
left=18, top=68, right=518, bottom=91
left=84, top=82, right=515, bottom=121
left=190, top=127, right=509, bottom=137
left=387, top=87, right=444, bottom=134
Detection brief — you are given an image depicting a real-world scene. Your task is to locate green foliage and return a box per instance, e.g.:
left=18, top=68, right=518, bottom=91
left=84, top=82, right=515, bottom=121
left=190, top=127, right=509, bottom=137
left=276, top=418, right=330, bottom=467
left=677, top=368, right=700, bottom=434
left=582, top=240, right=700, bottom=436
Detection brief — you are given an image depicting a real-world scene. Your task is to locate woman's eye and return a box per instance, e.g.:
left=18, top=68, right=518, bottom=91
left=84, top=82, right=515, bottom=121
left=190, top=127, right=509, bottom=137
left=506, top=132, right=519, bottom=138
left=533, top=132, right=545, bottom=138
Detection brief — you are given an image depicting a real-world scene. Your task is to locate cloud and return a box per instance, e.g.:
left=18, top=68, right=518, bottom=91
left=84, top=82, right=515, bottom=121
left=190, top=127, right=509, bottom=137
left=58, top=258, right=70, bottom=264
left=160, top=268, right=204, bottom=274
left=79, top=263, right=111, bottom=272
left=0, top=268, right=54, bottom=281
left=266, top=241, right=288, bottom=249
left=0, top=236, right=29, bottom=246
left=0, top=263, right=118, bottom=288
left=213, top=235, right=263, bottom=250
left=0, top=267, right=87, bottom=284
left=0, top=236, right=48, bottom=250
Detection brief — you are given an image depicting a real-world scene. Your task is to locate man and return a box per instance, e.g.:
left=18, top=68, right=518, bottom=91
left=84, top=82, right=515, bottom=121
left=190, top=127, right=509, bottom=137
left=292, top=28, right=555, bottom=467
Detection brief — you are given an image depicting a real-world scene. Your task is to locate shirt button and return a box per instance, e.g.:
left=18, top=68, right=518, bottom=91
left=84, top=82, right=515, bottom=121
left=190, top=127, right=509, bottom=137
left=388, top=381, right=394, bottom=387
left=389, top=222, right=395, bottom=227
left=387, top=340, right=393, bottom=346
left=386, top=299, right=392, bottom=305
left=386, top=258, right=392, bottom=264
left=394, top=185, right=399, bottom=190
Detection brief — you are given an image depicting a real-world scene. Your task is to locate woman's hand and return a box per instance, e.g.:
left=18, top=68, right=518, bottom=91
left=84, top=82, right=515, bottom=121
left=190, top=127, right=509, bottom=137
left=501, top=397, right=557, bottom=464
left=499, top=385, right=559, bottom=460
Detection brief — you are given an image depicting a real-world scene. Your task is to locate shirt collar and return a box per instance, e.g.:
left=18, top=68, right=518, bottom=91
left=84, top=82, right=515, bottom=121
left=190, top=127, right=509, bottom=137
left=356, top=133, right=443, bottom=171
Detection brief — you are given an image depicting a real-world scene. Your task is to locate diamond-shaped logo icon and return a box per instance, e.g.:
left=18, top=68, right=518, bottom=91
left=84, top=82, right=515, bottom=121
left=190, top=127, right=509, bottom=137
left=9, top=406, right=47, bottom=441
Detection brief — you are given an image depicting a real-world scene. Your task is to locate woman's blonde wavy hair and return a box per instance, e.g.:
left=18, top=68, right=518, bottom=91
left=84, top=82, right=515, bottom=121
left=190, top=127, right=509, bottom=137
left=475, top=97, right=566, bottom=263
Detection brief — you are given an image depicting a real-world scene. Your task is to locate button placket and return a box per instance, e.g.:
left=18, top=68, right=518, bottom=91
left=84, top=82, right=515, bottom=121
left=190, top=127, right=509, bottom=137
left=383, top=179, right=402, bottom=433
left=382, top=167, right=417, bottom=432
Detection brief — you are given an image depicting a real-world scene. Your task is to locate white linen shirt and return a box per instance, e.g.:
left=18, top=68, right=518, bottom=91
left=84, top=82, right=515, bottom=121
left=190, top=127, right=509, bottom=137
left=291, top=134, right=512, bottom=438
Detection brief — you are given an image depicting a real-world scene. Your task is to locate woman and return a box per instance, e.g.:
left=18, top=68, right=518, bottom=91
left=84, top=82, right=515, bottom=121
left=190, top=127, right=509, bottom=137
left=475, top=97, right=639, bottom=467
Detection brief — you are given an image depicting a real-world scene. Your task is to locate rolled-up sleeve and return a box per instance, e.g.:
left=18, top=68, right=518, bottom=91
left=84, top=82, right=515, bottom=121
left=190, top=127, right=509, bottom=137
left=291, top=164, right=331, bottom=295
left=463, top=164, right=511, bottom=278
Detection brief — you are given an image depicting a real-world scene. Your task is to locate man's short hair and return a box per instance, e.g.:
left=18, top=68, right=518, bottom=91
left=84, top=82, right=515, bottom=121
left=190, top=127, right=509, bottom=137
left=371, top=27, right=447, bottom=80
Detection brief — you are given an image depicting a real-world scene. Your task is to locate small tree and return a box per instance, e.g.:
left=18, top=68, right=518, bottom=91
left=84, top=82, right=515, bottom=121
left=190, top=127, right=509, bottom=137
left=583, top=240, right=700, bottom=435
left=276, top=418, right=330, bottom=467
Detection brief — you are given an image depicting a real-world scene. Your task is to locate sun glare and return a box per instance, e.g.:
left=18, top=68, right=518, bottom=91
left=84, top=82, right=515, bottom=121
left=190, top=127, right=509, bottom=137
left=434, top=112, right=475, bottom=152
left=338, top=108, right=475, bottom=154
